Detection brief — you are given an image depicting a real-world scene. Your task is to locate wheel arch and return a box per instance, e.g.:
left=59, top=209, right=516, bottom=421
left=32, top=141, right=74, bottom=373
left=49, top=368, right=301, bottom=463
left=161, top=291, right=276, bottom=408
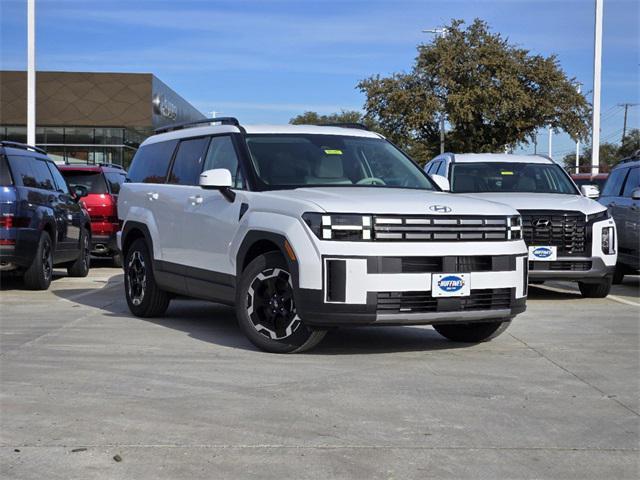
left=236, top=231, right=298, bottom=286
left=121, top=221, right=153, bottom=259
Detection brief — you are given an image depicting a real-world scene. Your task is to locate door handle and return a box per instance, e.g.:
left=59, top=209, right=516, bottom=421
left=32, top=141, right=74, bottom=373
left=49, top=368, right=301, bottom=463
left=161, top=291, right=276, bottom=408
left=47, top=195, right=55, bottom=203
left=188, top=195, right=203, bottom=205
left=146, top=192, right=159, bottom=201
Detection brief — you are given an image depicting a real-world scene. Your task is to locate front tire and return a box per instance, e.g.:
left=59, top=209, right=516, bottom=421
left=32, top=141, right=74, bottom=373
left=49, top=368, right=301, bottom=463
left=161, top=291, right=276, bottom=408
left=236, top=252, right=326, bottom=353
left=124, top=238, right=170, bottom=317
left=578, top=277, right=612, bottom=298
left=23, top=231, right=53, bottom=290
left=612, top=266, right=625, bottom=285
left=67, top=228, right=90, bottom=277
left=434, top=320, right=511, bottom=343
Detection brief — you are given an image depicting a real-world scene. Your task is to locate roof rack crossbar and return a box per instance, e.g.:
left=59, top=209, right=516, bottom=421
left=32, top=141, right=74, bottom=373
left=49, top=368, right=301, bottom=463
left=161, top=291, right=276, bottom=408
left=154, top=117, right=241, bottom=134
left=1, top=141, right=48, bottom=155
left=317, top=122, right=370, bottom=131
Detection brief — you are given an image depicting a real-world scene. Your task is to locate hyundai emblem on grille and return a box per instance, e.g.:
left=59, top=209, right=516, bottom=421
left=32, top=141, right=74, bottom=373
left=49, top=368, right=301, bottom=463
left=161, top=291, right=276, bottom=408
left=428, top=205, right=452, bottom=213
left=533, top=219, right=551, bottom=228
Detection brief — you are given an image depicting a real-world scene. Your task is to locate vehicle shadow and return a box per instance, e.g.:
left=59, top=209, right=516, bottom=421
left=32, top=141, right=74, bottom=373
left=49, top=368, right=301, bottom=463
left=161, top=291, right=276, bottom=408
left=526, top=284, right=580, bottom=300
left=52, top=288, right=473, bottom=355
left=0, top=270, right=67, bottom=291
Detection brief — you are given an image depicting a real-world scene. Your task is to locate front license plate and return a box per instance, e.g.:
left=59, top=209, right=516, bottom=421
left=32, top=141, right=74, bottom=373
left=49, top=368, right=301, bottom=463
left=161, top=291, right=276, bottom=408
left=528, top=245, right=557, bottom=261
left=431, top=273, right=471, bottom=297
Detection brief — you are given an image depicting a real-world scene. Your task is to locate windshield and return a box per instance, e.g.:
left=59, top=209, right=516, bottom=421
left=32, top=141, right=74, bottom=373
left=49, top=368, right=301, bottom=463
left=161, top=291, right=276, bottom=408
left=450, top=162, right=578, bottom=194
left=245, top=134, right=435, bottom=190
left=61, top=171, right=107, bottom=194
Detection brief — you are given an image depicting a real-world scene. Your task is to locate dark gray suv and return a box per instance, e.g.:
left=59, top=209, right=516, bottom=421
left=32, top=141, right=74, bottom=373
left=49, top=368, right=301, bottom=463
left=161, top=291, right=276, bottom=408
left=599, top=152, right=640, bottom=283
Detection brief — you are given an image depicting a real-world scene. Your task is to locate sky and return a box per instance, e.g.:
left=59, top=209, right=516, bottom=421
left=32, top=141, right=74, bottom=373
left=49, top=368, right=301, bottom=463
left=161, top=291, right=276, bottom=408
left=1, top=0, right=638, bottom=160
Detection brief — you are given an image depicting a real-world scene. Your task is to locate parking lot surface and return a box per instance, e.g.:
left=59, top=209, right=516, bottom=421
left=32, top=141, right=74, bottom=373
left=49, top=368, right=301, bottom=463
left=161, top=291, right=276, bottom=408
left=1, top=264, right=638, bottom=480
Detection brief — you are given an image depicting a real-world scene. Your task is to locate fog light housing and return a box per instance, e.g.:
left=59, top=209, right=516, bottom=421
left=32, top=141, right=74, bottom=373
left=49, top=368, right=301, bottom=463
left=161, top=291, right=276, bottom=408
left=601, top=227, right=615, bottom=255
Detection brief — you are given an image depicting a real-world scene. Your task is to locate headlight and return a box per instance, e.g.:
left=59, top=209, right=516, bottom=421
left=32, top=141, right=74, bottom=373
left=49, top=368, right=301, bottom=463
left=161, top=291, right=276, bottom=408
left=601, top=226, right=615, bottom=255
left=509, top=215, right=522, bottom=240
left=587, top=209, right=611, bottom=223
left=303, top=212, right=372, bottom=241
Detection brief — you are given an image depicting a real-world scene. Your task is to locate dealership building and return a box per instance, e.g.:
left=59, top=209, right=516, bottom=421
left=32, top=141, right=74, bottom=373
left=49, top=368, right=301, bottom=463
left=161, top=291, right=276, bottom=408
left=0, top=71, right=205, bottom=167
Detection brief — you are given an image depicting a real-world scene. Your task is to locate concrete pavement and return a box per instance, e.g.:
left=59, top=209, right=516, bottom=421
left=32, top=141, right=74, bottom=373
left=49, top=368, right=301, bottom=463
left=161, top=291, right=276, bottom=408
left=1, top=265, right=638, bottom=479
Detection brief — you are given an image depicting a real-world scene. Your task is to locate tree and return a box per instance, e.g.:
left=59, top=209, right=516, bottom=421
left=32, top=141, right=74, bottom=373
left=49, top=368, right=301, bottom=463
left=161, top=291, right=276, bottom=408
left=290, top=110, right=364, bottom=125
left=564, top=142, right=621, bottom=173
left=358, top=19, right=591, bottom=164
left=619, top=129, right=640, bottom=159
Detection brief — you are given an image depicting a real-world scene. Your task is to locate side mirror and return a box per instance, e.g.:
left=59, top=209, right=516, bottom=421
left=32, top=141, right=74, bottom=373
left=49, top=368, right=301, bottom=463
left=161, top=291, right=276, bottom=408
left=72, top=185, right=89, bottom=200
left=430, top=174, right=450, bottom=192
left=632, top=187, right=640, bottom=200
left=580, top=184, right=599, bottom=199
left=199, top=168, right=235, bottom=202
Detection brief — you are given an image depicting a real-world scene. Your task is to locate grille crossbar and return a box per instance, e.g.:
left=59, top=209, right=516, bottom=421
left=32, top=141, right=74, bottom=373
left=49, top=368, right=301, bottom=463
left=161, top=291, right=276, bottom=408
left=520, top=210, right=587, bottom=255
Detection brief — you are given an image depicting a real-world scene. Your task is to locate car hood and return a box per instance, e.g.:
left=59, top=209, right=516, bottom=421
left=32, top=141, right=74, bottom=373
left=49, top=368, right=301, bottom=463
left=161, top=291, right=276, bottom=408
left=460, top=192, right=606, bottom=215
left=258, top=187, right=519, bottom=216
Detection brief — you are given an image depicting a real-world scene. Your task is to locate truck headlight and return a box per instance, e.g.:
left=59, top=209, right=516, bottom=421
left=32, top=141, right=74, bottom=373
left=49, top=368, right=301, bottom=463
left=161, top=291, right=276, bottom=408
left=303, top=213, right=372, bottom=241
left=601, top=226, right=615, bottom=255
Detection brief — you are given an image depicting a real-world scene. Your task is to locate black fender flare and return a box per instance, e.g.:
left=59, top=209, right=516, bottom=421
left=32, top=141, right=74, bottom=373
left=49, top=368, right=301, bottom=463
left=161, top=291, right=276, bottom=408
left=236, top=231, right=299, bottom=289
left=121, top=221, right=154, bottom=258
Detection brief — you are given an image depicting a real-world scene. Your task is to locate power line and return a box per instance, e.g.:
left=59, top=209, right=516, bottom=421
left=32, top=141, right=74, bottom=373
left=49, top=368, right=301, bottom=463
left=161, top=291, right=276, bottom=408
left=618, top=103, right=639, bottom=142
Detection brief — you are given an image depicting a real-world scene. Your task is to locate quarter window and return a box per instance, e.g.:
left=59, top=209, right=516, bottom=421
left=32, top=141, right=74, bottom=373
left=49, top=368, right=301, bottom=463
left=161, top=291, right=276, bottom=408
left=622, top=167, right=639, bottom=197
left=127, top=140, right=178, bottom=183
left=168, top=137, right=209, bottom=186
left=601, top=167, right=629, bottom=197
left=203, top=136, right=244, bottom=188
left=105, top=172, right=126, bottom=194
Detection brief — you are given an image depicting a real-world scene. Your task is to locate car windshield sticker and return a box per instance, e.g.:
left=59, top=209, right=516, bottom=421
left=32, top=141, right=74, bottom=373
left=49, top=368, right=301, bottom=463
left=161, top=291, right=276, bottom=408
left=500, top=171, right=514, bottom=175
left=324, top=149, right=343, bottom=155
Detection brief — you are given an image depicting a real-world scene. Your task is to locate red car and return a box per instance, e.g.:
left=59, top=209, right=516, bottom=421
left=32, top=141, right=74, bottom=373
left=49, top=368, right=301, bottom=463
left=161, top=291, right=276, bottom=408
left=58, top=164, right=126, bottom=266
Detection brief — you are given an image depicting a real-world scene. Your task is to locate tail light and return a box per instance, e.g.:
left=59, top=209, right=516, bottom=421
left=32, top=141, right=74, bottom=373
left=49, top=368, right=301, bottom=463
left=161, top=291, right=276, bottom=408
left=0, top=215, right=29, bottom=229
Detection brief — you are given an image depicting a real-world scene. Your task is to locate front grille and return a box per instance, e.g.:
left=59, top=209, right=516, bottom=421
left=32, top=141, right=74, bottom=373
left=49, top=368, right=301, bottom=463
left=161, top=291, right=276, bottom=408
left=530, top=261, right=592, bottom=271
left=372, top=215, right=521, bottom=242
left=375, top=255, right=516, bottom=273
left=376, top=288, right=513, bottom=314
left=520, top=210, right=587, bottom=255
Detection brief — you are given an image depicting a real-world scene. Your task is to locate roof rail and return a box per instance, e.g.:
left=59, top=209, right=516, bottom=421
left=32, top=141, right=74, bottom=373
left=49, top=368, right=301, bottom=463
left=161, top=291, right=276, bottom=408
left=154, top=117, right=242, bottom=134
left=0, top=141, right=48, bottom=155
left=98, top=162, right=125, bottom=170
left=619, top=150, right=640, bottom=164
left=318, top=122, right=370, bottom=131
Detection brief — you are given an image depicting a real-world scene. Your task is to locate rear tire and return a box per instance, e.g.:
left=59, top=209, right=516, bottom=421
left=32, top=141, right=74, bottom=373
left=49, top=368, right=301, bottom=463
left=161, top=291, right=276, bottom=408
left=23, top=231, right=53, bottom=290
left=236, top=252, right=326, bottom=353
left=434, top=320, right=511, bottom=343
left=112, top=252, right=123, bottom=268
left=124, top=238, right=170, bottom=317
left=578, top=277, right=612, bottom=298
left=67, top=228, right=90, bottom=277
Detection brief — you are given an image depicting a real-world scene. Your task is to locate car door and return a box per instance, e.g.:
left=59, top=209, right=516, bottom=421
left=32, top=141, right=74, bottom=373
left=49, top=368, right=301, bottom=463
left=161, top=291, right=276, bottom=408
left=600, top=166, right=629, bottom=236
left=162, top=136, right=210, bottom=267
left=619, top=166, right=639, bottom=263
left=181, top=134, right=244, bottom=298
left=46, top=161, right=83, bottom=261
left=30, top=158, right=79, bottom=262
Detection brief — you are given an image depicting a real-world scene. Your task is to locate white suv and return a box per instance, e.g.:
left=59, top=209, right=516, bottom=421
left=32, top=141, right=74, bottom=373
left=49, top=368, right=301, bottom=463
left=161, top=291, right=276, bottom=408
left=425, top=153, right=617, bottom=298
left=118, top=119, right=528, bottom=353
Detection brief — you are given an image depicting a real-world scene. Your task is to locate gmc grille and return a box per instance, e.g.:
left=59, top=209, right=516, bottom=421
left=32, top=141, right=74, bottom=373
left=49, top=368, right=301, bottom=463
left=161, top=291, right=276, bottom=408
left=520, top=210, right=587, bottom=256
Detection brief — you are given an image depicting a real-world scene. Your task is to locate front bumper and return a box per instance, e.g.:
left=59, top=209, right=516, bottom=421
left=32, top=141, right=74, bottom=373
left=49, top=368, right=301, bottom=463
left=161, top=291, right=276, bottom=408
left=295, top=254, right=528, bottom=327
left=528, top=257, right=615, bottom=282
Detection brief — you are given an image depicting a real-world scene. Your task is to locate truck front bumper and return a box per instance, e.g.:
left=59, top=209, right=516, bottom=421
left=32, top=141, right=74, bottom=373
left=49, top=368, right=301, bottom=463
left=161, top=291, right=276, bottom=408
left=528, top=257, right=615, bottom=282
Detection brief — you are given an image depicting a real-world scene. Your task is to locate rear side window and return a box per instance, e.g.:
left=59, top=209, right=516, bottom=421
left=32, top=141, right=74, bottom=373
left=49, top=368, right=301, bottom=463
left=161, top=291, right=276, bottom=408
left=168, top=137, right=209, bottom=186
left=622, top=167, right=639, bottom=197
left=105, top=172, right=126, bottom=194
left=61, top=171, right=107, bottom=194
left=0, top=156, right=12, bottom=185
left=128, top=140, right=178, bottom=183
left=7, top=156, right=54, bottom=190
left=601, top=167, right=629, bottom=197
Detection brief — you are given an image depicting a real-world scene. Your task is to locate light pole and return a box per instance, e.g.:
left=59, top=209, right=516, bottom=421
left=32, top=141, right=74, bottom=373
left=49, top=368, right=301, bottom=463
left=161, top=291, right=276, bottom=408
left=591, top=0, right=604, bottom=175
left=27, top=0, right=36, bottom=146
left=422, top=28, right=448, bottom=154
left=548, top=126, right=553, bottom=160
left=575, top=83, right=582, bottom=173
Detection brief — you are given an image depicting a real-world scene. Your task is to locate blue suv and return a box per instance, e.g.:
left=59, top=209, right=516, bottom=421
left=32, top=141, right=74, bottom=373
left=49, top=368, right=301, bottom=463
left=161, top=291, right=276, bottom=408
left=0, top=142, right=92, bottom=290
